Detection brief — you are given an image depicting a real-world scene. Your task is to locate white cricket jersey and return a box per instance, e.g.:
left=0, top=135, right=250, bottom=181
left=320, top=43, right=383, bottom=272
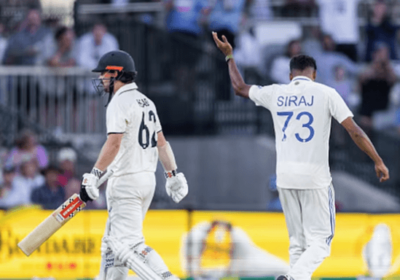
left=249, top=76, right=353, bottom=189
left=106, top=82, right=162, bottom=177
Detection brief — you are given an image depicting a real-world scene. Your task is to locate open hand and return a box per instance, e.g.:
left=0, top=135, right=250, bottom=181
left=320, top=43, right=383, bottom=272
left=212, top=32, right=233, bottom=57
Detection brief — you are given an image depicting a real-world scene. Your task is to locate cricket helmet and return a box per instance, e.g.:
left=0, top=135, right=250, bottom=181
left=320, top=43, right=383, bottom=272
left=92, top=50, right=137, bottom=74
left=92, top=50, right=137, bottom=106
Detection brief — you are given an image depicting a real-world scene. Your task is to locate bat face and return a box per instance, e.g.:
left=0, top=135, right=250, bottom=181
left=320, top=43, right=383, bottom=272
left=18, top=169, right=113, bottom=256
left=18, top=194, right=87, bottom=256
left=55, top=195, right=85, bottom=222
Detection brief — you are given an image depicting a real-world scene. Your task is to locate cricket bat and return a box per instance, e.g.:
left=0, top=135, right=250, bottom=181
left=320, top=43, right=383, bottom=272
left=18, top=169, right=114, bottom=256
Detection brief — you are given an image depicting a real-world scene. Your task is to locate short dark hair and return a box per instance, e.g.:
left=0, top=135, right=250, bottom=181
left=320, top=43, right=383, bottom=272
left=3, top=165, right=15, bottom=174
left=55, top=26, right=68, bottom=41
left=42, top=165, right=61, bottom=176
left=118, top=71, right=137, bottom=83
left=290, top=55, right=317, bottom=72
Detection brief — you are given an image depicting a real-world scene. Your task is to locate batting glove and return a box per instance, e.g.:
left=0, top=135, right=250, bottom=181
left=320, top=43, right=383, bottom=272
left=165, top=171, right=188, bottom=203
left=80, top=168, right=102, bottom=201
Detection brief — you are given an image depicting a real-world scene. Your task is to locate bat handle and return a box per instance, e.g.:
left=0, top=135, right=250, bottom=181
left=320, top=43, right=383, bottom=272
left=97, top=169, right=114, bottom=187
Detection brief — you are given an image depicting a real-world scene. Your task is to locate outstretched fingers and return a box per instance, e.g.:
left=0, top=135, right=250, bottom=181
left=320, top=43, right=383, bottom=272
left=212, top=31, right=221, bottom=46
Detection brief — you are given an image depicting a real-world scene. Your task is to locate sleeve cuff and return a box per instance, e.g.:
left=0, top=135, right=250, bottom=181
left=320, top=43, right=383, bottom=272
left=338, top=113, right=354, bottom=124
left=249, top=85, right=262, bottom=106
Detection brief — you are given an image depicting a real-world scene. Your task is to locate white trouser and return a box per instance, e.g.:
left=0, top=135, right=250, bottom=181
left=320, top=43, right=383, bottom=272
left=278, top=184, right=335, bottom=280
left=99, top=172, right=156, bottom=280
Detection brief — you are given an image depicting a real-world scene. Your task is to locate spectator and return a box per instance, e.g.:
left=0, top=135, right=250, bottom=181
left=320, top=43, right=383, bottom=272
left=317, top=0, right=361, bottom=62
left=164, top=0, right=210, bottom=36
left=330, top=65, right=355, bottom=109
left=330, top=65, right=357, bottom=147
left=234, top=26, right=263, bottom=81
left=282, top=0, right=317, bottom=17
left=0, top=166, right=18, bottom=209
left=64, top=177, right=81, bottom=200
left=208, top=0, right=246, bottom=101
left=302, top=26, right=323, bottom=56
left=31, top=165, right=65, bottom=210
left=365, top=0, right=398, bottom=62
left=0, top=23, right=7, bottom=63
left=270, top=39, right=302, bottom=84
left=77, top=23, right=119, bottom=70
left=208, top=0, right=247, bottom=50
left=164, top=0, right=210, bottom=100
left=57, top=147, right=78, bottom=187
left=248, top=0, right=272, bottom=21
left=6, top=129, right=49, bottom=171
left=0, top=0, right=41, bottom=35
left=314, top=34, right=359, bottom=87
left=12, top=157, right=45, bottom=205
left=2, top=9, right=50, bottom=65
left=41, top=26, right=77, bottom=67
left=359, top=43, right=396, bottom=132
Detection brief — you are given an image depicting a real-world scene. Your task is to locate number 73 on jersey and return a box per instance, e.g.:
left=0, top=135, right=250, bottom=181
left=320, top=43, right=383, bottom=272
left=277, top=111, right=315, bottom=143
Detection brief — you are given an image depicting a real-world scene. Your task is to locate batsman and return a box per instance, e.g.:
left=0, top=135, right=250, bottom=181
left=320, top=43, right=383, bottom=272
left=79, top=50, right=188, bottom=280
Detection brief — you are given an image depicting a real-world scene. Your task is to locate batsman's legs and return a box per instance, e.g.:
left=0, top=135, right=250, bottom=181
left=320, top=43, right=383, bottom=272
left=99, top=173, right=178, bottom=280
left=99, top=218, right=129, bottom=280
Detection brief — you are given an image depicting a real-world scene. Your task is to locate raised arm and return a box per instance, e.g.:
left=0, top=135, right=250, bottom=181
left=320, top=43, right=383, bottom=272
left=212, top=32, right=252, bottom=98
left=341, top=117, right=389, bottom=182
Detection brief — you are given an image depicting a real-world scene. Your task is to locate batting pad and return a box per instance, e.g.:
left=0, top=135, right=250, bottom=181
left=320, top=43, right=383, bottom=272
left=126, top=254, right=163, bottom=280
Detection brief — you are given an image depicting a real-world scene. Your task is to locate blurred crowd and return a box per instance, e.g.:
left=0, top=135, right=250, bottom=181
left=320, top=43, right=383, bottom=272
left=0, top=0, right=399, bottom=132
left=0, top=129, right=106, bottom=210
left=0, top=7, right=119, bottom=69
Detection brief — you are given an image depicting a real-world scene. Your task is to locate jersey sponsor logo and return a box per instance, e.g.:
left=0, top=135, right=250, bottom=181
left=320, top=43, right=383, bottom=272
left=137, top=98, right=150, bottom=107
left=277, top=95, right=314, bottom=107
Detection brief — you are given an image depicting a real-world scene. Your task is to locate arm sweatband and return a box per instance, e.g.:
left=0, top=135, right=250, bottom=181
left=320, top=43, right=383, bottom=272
left=158, top=142, right=177, bottom=172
